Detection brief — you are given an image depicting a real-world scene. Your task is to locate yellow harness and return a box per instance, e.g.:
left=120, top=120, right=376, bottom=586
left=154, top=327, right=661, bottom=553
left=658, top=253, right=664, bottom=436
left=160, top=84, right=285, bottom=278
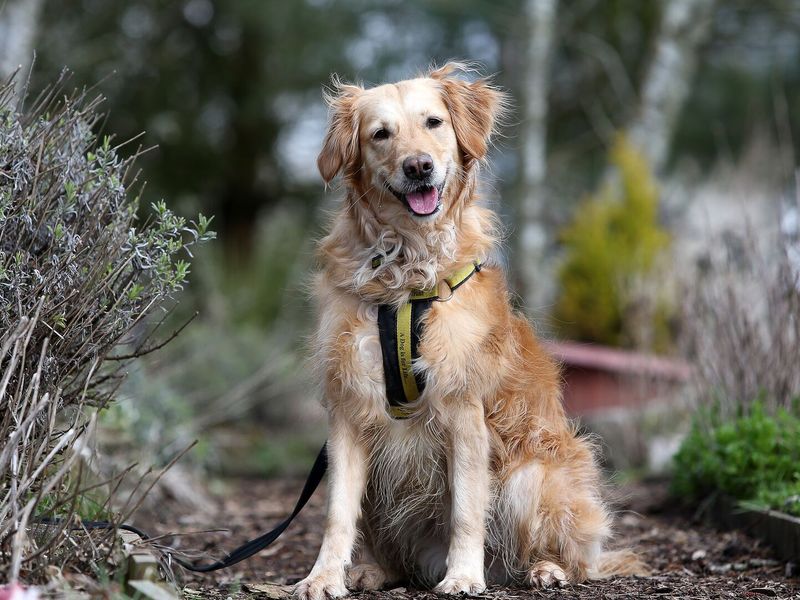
left=375, top=261, right=482, bottom=419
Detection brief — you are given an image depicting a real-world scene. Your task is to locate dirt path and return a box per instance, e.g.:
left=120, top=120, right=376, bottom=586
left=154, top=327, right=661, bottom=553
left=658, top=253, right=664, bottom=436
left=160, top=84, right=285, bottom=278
left=149, top=478, right=799, bottom=599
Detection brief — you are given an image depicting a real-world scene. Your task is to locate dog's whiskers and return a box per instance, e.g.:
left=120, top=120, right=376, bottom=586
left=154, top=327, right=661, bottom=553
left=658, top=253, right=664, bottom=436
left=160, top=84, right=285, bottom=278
left=344, top=183, right=378, bottom=213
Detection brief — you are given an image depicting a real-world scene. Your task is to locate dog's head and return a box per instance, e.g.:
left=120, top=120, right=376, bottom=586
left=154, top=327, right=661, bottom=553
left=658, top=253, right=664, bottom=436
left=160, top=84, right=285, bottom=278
left=318, top=63, right=505, bottom=225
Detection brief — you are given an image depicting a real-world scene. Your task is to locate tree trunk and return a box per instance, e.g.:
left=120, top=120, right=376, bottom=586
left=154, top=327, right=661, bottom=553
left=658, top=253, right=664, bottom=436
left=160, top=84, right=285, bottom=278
left=628, top=0, right=716, bottom=173
left=516, top=0, right=559, bottom=314
left=0, top=0, right=45, bottom=98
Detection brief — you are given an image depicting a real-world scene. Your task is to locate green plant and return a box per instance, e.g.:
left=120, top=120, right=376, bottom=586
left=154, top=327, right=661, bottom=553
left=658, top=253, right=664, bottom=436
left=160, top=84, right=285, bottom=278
left=36, top=486, right=113, bottom=522
left=554, top=134, right=671, bottom=349
left=672, top=402, right=800, bottom=516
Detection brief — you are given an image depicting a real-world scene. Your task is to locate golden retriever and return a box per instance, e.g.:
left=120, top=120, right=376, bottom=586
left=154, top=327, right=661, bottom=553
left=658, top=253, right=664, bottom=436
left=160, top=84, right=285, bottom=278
left=295, top=63, right=645, bottom=599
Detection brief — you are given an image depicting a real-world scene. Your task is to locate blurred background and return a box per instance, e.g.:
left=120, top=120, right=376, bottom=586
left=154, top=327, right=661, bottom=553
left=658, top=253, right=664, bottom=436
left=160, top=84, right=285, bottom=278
left=3, top=0, right=799, bottom=484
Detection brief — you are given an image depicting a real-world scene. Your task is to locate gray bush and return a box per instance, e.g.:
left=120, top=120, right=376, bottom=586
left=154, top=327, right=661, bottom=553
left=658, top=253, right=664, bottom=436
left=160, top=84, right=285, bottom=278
left=0, top=76, right=213, bottom=584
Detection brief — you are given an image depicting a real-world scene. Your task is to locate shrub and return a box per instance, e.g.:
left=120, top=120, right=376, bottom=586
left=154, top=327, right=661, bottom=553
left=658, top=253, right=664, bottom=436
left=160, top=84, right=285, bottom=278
left=680, top=209, right=800, bottom=415
left=0, top=77, right=213, bottom=584
left=672, top=149, right=800, bottom=517
left=672, top=402, right=800, bottom=516
left=554, top=134, right=671, bottom=349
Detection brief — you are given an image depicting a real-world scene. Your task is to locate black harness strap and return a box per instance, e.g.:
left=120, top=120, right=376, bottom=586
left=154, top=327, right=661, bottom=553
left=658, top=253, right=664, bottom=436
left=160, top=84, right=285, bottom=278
left=37, top=443, right=328, bottom=573
left=377, top=300, right=435, bottom=416
left=410, top=300, right=430, bottom=393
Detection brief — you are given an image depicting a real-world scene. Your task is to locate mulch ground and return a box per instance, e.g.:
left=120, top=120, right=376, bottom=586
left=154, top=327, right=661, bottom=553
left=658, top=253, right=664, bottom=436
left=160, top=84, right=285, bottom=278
left=147, top=477, right=799, bottom=599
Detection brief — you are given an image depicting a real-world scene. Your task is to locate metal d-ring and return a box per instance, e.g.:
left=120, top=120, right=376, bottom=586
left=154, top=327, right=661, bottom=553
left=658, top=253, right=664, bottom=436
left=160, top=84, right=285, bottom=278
left=435, top=280, right=454, bottom=302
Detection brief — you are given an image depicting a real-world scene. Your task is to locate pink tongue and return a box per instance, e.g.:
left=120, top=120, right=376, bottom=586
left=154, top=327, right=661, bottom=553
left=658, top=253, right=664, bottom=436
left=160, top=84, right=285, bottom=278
left=405, top=187, right=439, bottom=215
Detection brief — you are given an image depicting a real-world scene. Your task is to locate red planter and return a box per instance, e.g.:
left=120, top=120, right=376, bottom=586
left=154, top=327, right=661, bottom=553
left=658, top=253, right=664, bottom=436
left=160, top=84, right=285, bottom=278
left=544, top=341, right=692, bottom=416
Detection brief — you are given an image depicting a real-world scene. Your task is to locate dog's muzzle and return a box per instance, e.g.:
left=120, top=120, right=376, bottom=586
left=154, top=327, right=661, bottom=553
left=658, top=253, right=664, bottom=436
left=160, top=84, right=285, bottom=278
left=386, top=182, right=444, bottom=216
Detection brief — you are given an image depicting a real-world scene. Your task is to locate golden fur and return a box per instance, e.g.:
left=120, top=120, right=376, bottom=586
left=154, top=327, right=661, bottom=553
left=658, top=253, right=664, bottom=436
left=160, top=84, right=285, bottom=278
left=295, top=63, right=646, bottom=599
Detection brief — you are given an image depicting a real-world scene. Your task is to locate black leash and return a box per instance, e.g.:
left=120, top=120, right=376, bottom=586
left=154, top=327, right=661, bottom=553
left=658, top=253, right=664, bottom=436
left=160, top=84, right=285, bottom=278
left=37, top=442, right=328, bottom=573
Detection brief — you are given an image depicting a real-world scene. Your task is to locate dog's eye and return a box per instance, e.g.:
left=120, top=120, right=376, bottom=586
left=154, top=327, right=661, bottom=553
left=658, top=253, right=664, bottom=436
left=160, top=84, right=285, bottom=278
left=372, top=128, right=390, bottom=141
left=426, top=116, right=443, bottom=129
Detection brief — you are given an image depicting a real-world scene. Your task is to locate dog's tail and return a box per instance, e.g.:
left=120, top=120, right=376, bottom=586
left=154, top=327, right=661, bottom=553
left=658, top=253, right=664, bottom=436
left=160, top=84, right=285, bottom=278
left=589, top=549, right=650, bottom=579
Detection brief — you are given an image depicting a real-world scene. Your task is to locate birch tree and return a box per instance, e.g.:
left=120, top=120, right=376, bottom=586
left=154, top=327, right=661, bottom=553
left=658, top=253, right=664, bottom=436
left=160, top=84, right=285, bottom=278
left=516, top=0, right=558, bottom=313
left=0, top=0, right=45, bottom=98
left=628, top=0, right=717, bottom=173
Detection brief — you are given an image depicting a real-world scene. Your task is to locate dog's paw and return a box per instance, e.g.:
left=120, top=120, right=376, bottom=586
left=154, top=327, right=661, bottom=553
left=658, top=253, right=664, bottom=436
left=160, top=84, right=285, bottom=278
left=528, top=561, right=568, bottom=589
left=294, top=570, right=348, bottom=600
left=433, top=575, right=486, bottom=596
left=346, top=563, right=389, bottom=591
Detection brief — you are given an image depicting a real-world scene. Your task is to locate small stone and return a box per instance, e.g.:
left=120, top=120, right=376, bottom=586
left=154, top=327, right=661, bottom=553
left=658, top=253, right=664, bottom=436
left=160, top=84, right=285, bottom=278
left=691, top=549, right=707, bottom=561
left=748, top=558, right=779, bottom=568
left=709, top=563, right=732, bottom=574
left=732, top=562, right=748, bottom=571
left=786, top=562, right=797, bottom=578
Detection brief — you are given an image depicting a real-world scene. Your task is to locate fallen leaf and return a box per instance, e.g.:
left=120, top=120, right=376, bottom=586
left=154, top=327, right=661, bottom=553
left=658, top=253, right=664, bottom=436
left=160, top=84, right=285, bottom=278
left=243, top=582, right=294, bottom=599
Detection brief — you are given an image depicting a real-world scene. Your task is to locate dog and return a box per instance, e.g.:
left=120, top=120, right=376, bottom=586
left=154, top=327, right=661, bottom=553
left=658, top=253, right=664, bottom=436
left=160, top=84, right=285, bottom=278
left=295, top=63, right=646, bottom=600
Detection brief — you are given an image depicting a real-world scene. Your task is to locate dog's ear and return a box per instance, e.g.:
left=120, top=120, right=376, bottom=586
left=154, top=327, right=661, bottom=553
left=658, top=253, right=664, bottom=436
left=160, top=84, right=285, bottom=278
left=318, top=78, right=363, bottom=184
left=430, top=62, right=506, bottom=164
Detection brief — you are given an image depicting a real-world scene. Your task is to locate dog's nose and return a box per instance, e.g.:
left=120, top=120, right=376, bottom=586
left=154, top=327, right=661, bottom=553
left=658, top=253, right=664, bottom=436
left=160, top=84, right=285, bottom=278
left=403, top=154, right=434, bottom=180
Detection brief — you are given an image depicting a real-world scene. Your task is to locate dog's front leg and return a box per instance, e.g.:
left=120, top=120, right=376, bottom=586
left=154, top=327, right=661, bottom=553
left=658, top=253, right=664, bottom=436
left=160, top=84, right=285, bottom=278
left=434, top=401, right=489, bottom=595
left=294, top=418, right=367, bottom=600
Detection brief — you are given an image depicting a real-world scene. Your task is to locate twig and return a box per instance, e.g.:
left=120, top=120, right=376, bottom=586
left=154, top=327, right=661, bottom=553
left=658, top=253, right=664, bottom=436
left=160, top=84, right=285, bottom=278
left=107, top=311, right=198, bottom=361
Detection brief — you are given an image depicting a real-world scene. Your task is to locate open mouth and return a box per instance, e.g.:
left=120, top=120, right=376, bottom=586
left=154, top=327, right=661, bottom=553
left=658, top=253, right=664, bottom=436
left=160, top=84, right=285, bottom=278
left=386, top=183, right=444, bottom=217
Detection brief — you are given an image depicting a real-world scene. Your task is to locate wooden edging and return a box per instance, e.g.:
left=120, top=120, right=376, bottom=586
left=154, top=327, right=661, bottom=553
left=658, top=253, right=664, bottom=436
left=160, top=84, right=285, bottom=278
left=712, top=496, right=800, bottom=563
